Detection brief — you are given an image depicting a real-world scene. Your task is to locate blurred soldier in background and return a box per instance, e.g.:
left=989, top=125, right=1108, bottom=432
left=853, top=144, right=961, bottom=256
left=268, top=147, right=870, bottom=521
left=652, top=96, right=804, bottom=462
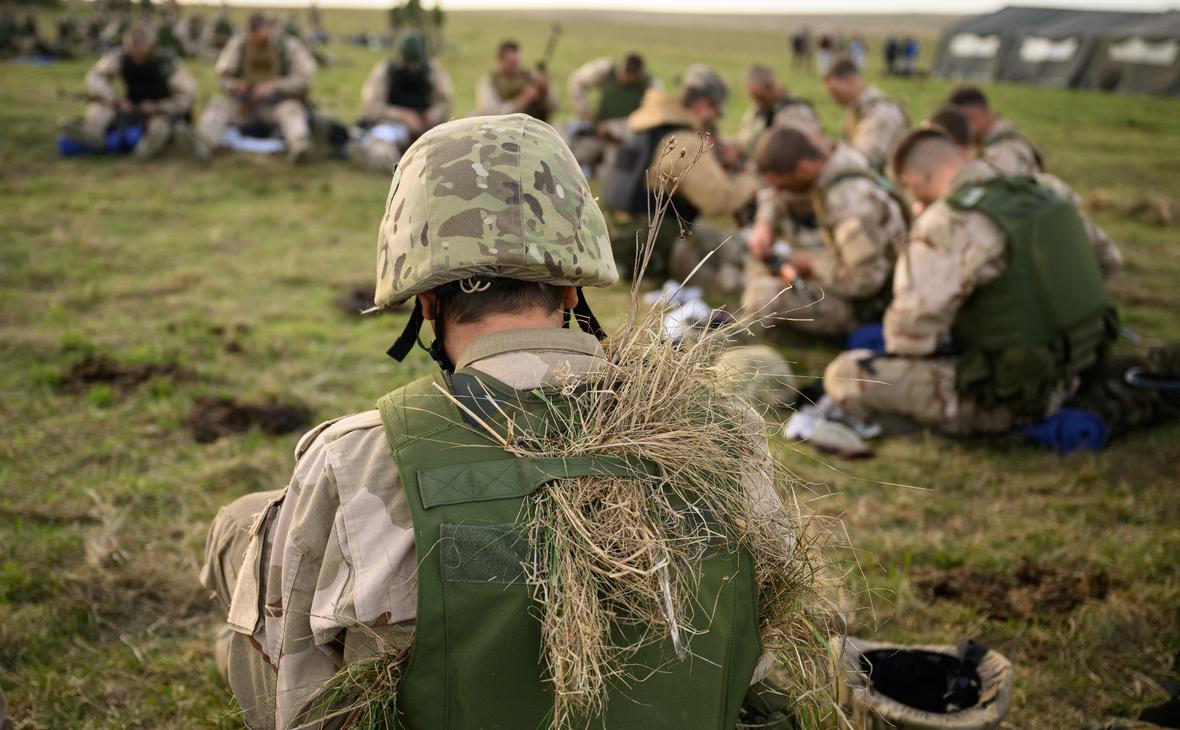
left=823, top=58, right=908, bottom=170
left=195, top=13, right=317, bottom=163
left=744, top=127, right=908, bottom=338
left=565, top=52, right=657, bottom=176
left=947, top=85, right=1044, bottom=174
left=474, top=39, right=558, bottom=120
left=735, top=64, right=821, bottom=159
left=200, top=3, right=234, bottom=57
left=353, top=30, right=453, bottom=173
left=62, top=24, right=196, bottom=159
left=601, top=65, right=759, bottom=294
left=824, top=128, right=1122, bottom=434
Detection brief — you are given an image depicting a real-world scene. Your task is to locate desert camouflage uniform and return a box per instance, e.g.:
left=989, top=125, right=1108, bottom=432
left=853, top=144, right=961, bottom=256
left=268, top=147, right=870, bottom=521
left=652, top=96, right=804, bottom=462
left=741, top=97, right=825, bottom=234
left=201, top=113, right=783, bottom=727
left=566, top=56, right=659, bottom=169
left=744, top=144, right=908, bottom=337
left=736, top=97, right=823, bottom=160
left=352, top=59, right=454, bottom=172
left=843, top=85, right=908, bottom=169
left=625, top=89, right=759, bottom=295
left=824, top=160, right=1122, bottom=434
left=79, top=49, right=197, bottom=157
left=474, top=69, right=559, bottom=117
left=196, top=33, right=317, bottom=154
left=979, top=116, right=1043, bottom=175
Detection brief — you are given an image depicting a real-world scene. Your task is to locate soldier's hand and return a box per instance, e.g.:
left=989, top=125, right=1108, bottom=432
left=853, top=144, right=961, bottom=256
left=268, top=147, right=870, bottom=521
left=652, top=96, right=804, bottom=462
left=747, top=220, right=774, bottom=261
left=117, top=99, right=135, bottom=114
left=516, top=84, right=540, bottom=109
left=138, top=100, right=159, bottom=115
left=400, top=109, right=424, bottom=134
left=716, top=141, right=742, bottom=168
left=229, top=79, right=249, bottom=96
left=253, top=80, right=278, bottom=101
left=788, top=251, right=814, bottom=279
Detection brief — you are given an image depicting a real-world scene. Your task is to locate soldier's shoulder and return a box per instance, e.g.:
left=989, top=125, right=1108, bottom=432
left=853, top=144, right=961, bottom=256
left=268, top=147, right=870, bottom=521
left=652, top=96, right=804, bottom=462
left=294, top=410, right=384, bottom=460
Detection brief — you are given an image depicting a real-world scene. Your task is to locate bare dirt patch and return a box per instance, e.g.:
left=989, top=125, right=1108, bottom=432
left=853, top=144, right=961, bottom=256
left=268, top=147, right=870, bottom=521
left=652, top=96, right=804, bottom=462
left=912, top=558, right=1111, bottom=621
left=186, top=396, right=310, bottom=443
left=60, top=354, right=195, bottom=394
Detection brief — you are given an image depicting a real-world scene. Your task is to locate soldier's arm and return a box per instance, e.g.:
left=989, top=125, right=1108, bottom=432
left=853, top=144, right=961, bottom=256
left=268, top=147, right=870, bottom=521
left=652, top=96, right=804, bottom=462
left=84, top=51, right=120, bottom=104
left=982, top=141, right=1036, bottom=176
left=1036, top=172, right=1124, bottom=279
left=159, top=59, right=197, bottom=116
left=849, top=107, right=902, bottom=169
left=474, top=74, right=519, bottom=116
left=884, top=207, right=1007, bottom=356
left=426, top=66, right=454, bottom=127
left=275, top=36, right=316, bottom=97
left=213, top=36, right=243, bottom=93
left=543, top=81, right=560, bottom=115
left=360, top=60, right=392, bottom=122
left=566, top=56, right=612, bottom=120
left=810, top=182, right=896, bottom=298
left=752, top=186, right=785, bottom=228
left=658, top=132, right=760, bottom=218
left=773, top=103, right=824, bottom=139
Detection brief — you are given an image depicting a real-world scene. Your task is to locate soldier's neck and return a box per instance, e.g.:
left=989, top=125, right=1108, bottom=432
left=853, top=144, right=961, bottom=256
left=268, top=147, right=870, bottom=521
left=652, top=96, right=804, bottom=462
left=442, top=309, right=565, bottom=367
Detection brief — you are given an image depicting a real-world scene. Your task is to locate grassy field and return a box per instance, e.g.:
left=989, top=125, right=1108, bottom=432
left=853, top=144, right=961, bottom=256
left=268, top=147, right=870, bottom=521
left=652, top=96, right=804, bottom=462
left=2, top=6, right=1179, bottom=728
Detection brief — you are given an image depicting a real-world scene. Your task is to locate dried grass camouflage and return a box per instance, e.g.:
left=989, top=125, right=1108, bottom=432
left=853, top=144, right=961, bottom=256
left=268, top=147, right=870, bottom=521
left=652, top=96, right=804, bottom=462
left=374, top=113, right=617, bottom=307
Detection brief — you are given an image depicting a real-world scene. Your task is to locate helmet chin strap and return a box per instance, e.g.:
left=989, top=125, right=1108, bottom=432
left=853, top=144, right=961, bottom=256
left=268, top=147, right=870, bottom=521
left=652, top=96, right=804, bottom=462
left=388, top=286, right=606, bottom=373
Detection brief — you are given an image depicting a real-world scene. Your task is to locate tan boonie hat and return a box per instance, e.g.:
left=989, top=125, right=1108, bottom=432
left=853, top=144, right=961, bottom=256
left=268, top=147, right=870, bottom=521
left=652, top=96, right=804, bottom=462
left=375, top=113, right=617, bottom=308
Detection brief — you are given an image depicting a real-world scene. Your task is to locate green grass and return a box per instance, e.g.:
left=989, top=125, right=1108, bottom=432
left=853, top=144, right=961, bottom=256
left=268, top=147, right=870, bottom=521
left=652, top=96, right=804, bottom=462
left=2, top=6, right=1179, bottom=728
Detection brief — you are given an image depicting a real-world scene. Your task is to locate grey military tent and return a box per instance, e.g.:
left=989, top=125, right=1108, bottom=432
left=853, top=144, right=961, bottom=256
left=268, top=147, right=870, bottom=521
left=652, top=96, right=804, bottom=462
left=1077, top=12, right=1180, bottom=95
left=934, top=6, right=1180, bottom=96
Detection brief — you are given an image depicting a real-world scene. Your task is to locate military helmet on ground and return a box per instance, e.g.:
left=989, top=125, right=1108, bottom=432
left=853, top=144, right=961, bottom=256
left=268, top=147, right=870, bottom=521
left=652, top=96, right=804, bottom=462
left=374, top=113, right=617, bottom=308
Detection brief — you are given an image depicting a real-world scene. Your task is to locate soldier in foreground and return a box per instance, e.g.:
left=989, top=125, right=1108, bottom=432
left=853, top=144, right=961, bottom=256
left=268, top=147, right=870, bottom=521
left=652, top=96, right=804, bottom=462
left=194, top=14, right=317, bottom=163
left=602, top=65, right=759, bottom=293
left=947, top=85, right=1044, bottom=174
left=565, top=52, right=657, bottom=175
left=822, top=57, right=908, bottom=170
left=63, top=24, right=196, bottom=159
left=824, top=127, right=1122, bottom=434
left=474, top=39, right=558, bottom=120
left=200, top=114, right=804, bottom=728
left=744, top=127, right=908, bottom=338
left=353, top=30, right=453, bottom=173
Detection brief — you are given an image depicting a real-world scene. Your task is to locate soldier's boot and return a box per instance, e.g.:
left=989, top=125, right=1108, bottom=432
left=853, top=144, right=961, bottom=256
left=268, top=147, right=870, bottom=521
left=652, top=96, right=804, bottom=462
left=60, top=118, right=108, bottom=150
left=133, top=117, right=172, bottom=160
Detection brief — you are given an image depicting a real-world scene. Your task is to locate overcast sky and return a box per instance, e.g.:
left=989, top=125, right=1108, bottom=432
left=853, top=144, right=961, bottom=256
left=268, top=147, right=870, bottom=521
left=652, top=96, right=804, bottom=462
left=238, top=0, right=1175, bottom=11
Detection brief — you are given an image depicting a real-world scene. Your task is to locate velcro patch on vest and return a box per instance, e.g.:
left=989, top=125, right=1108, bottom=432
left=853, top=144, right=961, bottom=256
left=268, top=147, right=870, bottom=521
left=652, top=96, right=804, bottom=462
left=440, top=523, right=528, bottom=584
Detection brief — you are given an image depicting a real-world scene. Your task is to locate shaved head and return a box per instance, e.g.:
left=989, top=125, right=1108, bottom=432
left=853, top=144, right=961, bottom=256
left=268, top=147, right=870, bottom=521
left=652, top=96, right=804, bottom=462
left=892, top=129, right=970, bottom=206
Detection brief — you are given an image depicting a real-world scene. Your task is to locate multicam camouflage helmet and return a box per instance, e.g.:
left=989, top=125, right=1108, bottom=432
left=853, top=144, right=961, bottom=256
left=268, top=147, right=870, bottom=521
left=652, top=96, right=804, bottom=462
left=680, top=64, right=729, bottom=108
left=374, top=113, right=618, bottom=308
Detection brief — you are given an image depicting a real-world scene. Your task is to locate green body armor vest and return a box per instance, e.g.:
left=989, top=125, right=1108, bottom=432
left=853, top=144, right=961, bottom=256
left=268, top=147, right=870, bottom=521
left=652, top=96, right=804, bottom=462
left=376, top=369, right=762, bottom=729
left=947, top=175, right=1114, bottom=418
left=595, top=68, right=649, bottom=122
left=236, top=39, right=289, bottom=85
left=812, top=167, right=908, bottom=323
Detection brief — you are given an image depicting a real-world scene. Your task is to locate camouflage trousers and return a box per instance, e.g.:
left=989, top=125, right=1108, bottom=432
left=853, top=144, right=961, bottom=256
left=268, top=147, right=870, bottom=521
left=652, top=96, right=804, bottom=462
left=196, top=95, right=310, bottom=153
left=742, top=258, right=858, bottom=338
left=200, top=489, right=283, bottom=730
left=824, top=349, right=1014, bottom=435
left=81, top=102, right=183, bottom=159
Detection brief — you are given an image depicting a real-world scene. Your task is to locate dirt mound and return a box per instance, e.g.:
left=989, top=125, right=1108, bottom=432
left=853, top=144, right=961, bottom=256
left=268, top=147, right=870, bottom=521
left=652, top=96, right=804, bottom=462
left=1085, top=189, right=1179, bottom=228
left=186, top=396, right=311, bottom=443
left=912, top=558, right=1110, bottom=621
left=335, top=285, right=403, bottom=315
left=61, top=354, right=194, bottom=394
